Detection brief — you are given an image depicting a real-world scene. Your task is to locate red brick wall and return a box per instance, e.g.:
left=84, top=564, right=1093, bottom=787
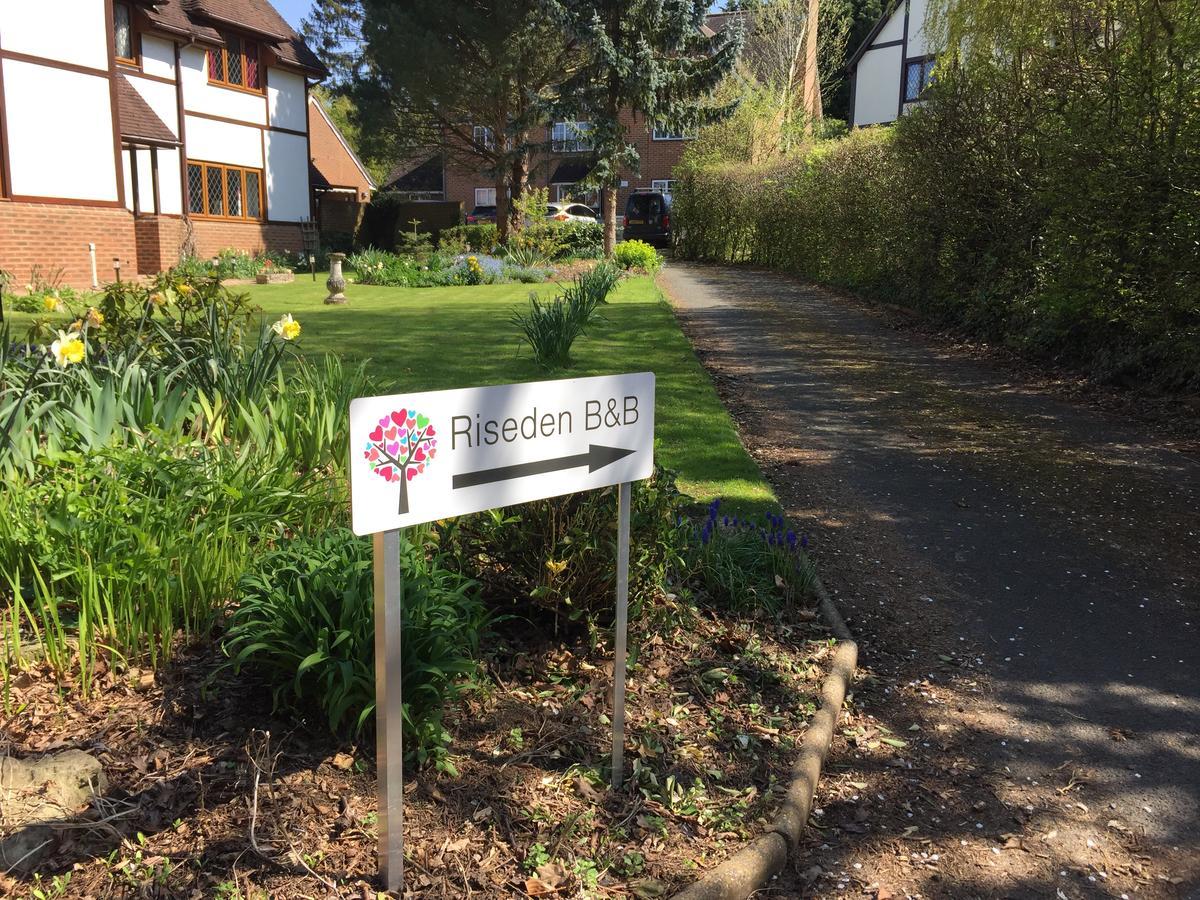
left=0, top=201, right=138, bottom=289
left=308, top=101, right=372, bottom=197
left=134, top=215, right=185, bottom=276
left=190, top=220, right=305, bottom=259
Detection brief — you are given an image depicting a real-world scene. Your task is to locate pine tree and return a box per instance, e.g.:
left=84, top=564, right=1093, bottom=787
left=357, top=0, right=578, bottom=240
left=300, top=0, right=365, bottom=89
left=557, top=0, right=744, bottom=254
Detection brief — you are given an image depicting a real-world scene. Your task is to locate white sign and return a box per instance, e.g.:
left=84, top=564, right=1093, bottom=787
left=349, top=373, right=655, bottom=535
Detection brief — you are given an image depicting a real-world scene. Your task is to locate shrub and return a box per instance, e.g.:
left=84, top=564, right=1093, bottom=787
left=510, top=221, right=603, bottom=260
left=445, top=466, right=690, bottom=630
left=613, top=240, right=662, bottom=273
left=224, top=528, right=486, bottom=770
left=441, top=224, right=499, bottom=254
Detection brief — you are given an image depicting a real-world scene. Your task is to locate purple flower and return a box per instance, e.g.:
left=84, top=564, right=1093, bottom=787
left=801, top=534, right=809, bottom=548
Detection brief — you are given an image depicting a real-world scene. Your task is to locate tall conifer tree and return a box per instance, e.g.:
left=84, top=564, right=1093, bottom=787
left=558, top=0, right=743, bottom=253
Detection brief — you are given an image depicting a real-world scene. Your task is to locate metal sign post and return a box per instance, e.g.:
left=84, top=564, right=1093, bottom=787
left=611, top=481, right=632, bottom=789
left=374, top=529, right=405, bottom=892
left=351, top=373, right=655, bottom=893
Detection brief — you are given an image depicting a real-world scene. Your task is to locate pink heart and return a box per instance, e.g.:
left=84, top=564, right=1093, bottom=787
left=414, top=447, right=426, bottom=462
left=385, top=427, right=397, bottom=440
left=377, top=465, right=393, bottom=480
left=391, top=410, right=407, bottom=426
left=426, top=426, right=436, bottom=436
left=368, top=448, right=379, bottom=461
left=406, top=468, right=417, bottom=481
left=398, top=428, right=407, bottom=437
left=369, top=425, right=384, bottom=442
left=406, top=418, right=415, bottom=429
left=387, top=442, right=400, bottom=456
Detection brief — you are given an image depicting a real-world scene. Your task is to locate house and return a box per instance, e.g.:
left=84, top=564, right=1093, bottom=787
left=0, top=0, right=326, bottom=288
left=434, top=13, right=736, bottom=220
left=307, top=93, right=373, bottom=245
left=441, top=108, right=691, bottom=219
left=847, top=0, right=937, bottom=128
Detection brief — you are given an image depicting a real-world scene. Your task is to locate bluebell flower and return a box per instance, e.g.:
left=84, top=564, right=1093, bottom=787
left=723, top=516, right=729, bottom=527
left=787, top=531, right=797, bottom=547
left=801, top=534, right=808, bottom=548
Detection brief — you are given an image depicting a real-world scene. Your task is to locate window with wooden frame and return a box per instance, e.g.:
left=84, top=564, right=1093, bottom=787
left=113, top=2, right=137, bottom=64
left=186, top=161, right=264, bottom=220
left=207, top=35, right=262, bottom=91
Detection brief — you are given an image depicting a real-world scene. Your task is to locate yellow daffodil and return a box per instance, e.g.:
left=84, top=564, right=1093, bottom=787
left=545, top=559, right=567, bottom=576
left=69, top=319, right=83, bottom=331
left=50, top=329, right=86, bottom=368
left=178, top=282, right=194, bottom=295
left=272, top=313, right=301, bottom=341
left=43, top=295, right=62, bottom=312
left=85, top=307, right=104, bottom=328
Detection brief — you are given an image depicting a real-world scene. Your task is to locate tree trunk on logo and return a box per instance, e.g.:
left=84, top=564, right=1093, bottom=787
left=398, top=469, right=410, bottom=514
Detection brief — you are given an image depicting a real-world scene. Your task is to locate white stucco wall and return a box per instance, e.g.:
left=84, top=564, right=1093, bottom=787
left=263, top=130, right=310, bottom=221
left=127, top=75, right=180, bottom=137
left=0, top=1, right=109, bottom=71
left=179, top=44, right=267, bottom=125
left=853, top=45, right=903, bottom=127
left=184, top=115, right=264, bottom=168
left=156, top=147, right=183, bottom=214
left=875, top=4, right=905, bottom=44
left=906, top=0, right=934, bottom=57
left=140, top=35, right=177, bottom=80
left=267, top=67, right=306, bottom=131
left=3, top=59, right=119, bottom=200
left=122, top=149, right=134, bottom=210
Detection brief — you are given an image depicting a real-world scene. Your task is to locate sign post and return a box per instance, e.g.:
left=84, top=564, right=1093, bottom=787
left=373, top=529, right=405, bottom=892
left=350, top=372, right=655, bottom=892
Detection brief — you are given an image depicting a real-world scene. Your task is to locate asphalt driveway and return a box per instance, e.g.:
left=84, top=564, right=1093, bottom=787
left=660, top=262, right=1200, bottom=897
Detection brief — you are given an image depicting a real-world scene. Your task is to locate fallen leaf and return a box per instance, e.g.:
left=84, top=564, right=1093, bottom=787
left=332, top=753, right=355, bottom=770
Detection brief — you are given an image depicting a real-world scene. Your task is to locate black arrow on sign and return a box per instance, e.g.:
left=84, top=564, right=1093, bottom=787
left=453, top=444, right=636, bottom=490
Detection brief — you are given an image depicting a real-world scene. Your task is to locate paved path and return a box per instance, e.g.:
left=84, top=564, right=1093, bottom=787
left=660, top=263, right=1200, bottom=895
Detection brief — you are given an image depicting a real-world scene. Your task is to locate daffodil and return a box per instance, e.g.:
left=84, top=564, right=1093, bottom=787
left=178, top=282, right=194, bottom=295
left=50, top=329, right=85, bottom=368
left=149, top=291, right=167, bottom=307
left=545, top=559, right=567, bottom=576
left=43, top=295, right=62, bottom=312
left=69, top=319, right=83, bottom=331
left=272, top=313, right=301, bottom=341
left=85, top=307, right=104, bottom=328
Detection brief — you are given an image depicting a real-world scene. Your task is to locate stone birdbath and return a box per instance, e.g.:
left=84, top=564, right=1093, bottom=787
left=325, top=252, right=348, bottom=304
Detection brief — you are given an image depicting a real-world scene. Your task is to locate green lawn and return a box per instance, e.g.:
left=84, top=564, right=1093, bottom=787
left=6, top=275, right=775, bottom=510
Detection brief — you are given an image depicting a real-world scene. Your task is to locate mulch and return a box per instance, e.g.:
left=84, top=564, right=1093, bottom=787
left=1, top=606, right=832, bottom=898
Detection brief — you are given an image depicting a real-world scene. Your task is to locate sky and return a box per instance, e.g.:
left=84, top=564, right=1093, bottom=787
left=273, top=0, right=311, bottom=29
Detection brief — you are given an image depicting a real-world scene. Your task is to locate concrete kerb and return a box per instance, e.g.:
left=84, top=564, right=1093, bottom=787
left=672, top=580, right=859, bottom=900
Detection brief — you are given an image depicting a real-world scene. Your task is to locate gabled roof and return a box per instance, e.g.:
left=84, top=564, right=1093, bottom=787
left=140, top=0, right=327, bottom=77
left=381, top=155, right=444, bottom=194
left=846, top=0, right=904, bottom=72
left=117, top=75, right=179, bottom=145
left=308, top=94, right=375, bottom=191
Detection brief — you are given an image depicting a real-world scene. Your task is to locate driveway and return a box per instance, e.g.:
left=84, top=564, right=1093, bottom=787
left=659, top=263, right=1200, bottom=898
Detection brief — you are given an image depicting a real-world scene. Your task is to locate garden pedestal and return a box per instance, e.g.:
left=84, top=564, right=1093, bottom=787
left=325, top=253, right=348, bottom=304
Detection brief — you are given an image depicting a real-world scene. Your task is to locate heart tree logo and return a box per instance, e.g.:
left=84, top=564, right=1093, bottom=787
left=363, top=408, right=438, bottom=514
